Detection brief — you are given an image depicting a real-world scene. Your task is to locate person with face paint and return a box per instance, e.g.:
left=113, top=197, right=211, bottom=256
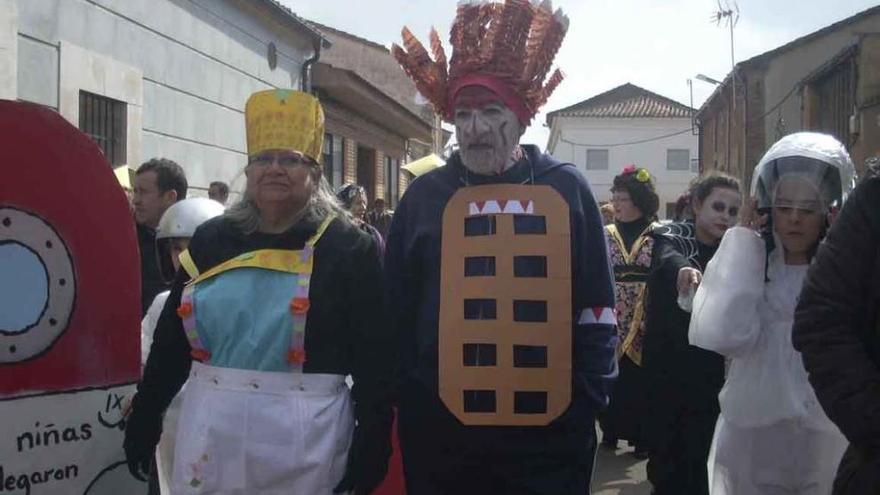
left=124, top=90, right=393, bottom=494
left=688, top=132, right=854, bottom=494
left=599, top=166, right=660, bottom=458
left=641, top=172, right=741, bottom=495
left=390, top=2, right=616, bottom=493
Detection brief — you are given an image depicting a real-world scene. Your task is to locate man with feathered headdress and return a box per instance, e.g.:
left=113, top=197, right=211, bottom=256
left=387, top=1, right=617, bottom=492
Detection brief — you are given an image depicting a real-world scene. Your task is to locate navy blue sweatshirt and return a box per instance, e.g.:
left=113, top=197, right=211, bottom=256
left=385, top=145, right=617, bottom=445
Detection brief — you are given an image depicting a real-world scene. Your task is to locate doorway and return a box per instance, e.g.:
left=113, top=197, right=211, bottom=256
left=357, top=145, right=376, bottom=201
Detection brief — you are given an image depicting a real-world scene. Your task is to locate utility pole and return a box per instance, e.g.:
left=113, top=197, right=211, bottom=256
left=712, top=1, right=739, bottom=109
left=712, top=1, right=739, bottom=174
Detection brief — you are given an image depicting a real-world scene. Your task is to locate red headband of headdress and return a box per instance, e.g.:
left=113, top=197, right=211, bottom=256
left=392, top=0, right=569, bottom=126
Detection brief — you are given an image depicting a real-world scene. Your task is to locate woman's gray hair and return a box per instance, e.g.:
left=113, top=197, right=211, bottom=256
left=224, top=166, right=350, bottom=234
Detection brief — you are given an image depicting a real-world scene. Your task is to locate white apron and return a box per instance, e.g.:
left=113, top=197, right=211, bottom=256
left=171, top=363, right=353, bottom=494
left=168, top=216, right=353, bottom=494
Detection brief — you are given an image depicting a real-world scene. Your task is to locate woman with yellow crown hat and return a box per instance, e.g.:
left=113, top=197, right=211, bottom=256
left=123, top=89, right=394, bottom=494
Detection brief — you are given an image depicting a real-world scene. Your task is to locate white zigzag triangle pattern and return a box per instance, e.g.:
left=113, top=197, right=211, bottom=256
left=577, top=307, right=617, bottom=326
left=467, top=200, right=535, bottom=216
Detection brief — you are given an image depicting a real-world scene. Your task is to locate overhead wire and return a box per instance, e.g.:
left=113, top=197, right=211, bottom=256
left=559, top=128, right=693, bottom=148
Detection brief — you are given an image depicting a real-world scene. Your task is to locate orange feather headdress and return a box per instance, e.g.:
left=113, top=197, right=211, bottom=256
left=392, top=0, right=569, bottom=125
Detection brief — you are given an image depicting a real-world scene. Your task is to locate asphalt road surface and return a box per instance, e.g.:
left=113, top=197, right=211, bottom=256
left=592, top=430, right=652, bottom=495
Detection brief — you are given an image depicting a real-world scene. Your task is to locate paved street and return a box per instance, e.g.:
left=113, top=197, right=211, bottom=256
left=592, top=430, right=652, bottom=495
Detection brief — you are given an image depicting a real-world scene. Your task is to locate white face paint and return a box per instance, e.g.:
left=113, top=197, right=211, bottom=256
left=454, top=101, right=523, bottom=175
left=693, top=187, right=742, bottom=245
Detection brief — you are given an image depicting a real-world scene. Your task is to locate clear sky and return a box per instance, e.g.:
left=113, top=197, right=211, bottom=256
left=282, top=0, right=878, bottom=149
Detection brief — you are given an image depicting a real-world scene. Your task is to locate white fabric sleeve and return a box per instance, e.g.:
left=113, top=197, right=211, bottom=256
left=689, top=227, right=765, bottom=358
left=141, top=291, right=170, bottom=367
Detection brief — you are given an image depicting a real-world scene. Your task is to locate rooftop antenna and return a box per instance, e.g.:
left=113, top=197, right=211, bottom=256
left=711, top=0, right=740, bottom=108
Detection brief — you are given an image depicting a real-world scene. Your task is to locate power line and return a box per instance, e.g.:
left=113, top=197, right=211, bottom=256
left=559, top=128, right=693, bottom=148
left=749, top=82, right=801, bottom=124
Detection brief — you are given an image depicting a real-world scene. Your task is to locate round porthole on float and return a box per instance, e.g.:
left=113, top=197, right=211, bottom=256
left=0, top=207, right=75, bottom=363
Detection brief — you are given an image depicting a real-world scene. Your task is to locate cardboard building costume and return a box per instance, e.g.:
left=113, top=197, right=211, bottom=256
left=439, top=184, right=573, bottom=426
left=389, top=2, right=617, bottom=491
left=0, top=100, right=143, bottom=494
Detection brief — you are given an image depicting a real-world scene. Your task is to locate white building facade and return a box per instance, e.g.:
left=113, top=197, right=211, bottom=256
left=547, top=84, right=698, bottom=219
left=0, top=0, right=324, bottom=195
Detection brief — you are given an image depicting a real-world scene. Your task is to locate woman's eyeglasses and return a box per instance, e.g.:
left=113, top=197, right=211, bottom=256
left=248, top=153, right=313, bottom=168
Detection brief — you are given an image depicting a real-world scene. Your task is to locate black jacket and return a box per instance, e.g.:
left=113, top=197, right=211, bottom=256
left=126, top=214, right=394, bottom=491
left=793, top=172, right=880, bottom=494
left=138, top=223, right=168, bottom=316
left=642, top=222, right=724, bottom=409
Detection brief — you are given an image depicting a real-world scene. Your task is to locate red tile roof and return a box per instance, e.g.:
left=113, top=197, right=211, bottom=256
left=546, top=83, right=694, bottom=123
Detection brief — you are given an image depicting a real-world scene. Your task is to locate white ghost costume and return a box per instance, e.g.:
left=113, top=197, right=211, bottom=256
left=688, top=132, right=855, bottom=495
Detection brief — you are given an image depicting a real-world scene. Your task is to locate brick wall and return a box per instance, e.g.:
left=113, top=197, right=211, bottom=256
left=743, top=69, right=766, bottom=187
left=322, top=97, right=413, bottom=203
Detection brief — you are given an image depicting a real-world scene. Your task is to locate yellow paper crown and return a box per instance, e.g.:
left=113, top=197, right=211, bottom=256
left=245, top=89, right=325, bottom=163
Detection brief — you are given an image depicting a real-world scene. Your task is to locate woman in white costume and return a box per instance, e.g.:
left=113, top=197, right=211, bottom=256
left=689, top=131, right=856, bottom=494
left=141, top=197, right=225, bottom=494
left=125, top=89, right=393, bottom=495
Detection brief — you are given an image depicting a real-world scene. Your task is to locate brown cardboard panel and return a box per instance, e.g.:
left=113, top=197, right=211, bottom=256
left=439, top=184, right=572, bottom=426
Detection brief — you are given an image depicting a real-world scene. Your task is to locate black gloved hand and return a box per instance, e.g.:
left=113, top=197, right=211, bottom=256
left=123, top=402, right=163, bottom=482
left=333, top=420, right=392, bottom=495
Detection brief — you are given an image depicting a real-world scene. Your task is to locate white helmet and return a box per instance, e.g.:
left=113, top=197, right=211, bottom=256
left=155, top=198, right=224, bottom=281
left=750, top=132, right=856, bottom=212
left=156, top=198, right=225, bottom=240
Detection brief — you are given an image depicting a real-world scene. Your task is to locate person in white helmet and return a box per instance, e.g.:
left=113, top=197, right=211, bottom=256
left=688, top=132, right=855, bottom=494
left=140, top=197, right=225, bottom=494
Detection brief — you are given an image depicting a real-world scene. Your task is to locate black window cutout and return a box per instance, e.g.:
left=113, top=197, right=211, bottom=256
left=465, top=215, right=497, bottom=236
left=465, top=256, right=496, bottom=277
left=464, top=299, right=497, bottom=320
left=513, top=300, right=547, bottom=322
left=513, top=345, right=548, bottom=368
left=463, top=343, right=497, bottom=366
left=464, top=390, right=497, bottom=413
left=513, top=215, right=546, bottom=234
left=514, top=391, right=548, bottom=414
left=513, top=256, right=547, bottom=277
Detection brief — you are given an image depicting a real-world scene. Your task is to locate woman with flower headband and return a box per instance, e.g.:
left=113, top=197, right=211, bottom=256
left=599, top=165, right=659, bottom=460
left=123, top=90, right=394, bottom=494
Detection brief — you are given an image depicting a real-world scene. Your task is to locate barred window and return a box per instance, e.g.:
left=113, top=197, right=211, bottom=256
left=79, top=91, right=127, bottom=166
